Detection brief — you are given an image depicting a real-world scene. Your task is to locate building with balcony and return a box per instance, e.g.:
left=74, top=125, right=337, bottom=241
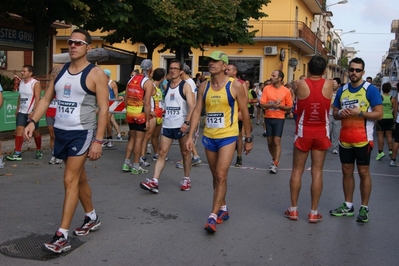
left=52, top=0, right=330, bottom=85
left=4, top=0, right=353, bottom=87
left=379, top=19, right=399, bottom=87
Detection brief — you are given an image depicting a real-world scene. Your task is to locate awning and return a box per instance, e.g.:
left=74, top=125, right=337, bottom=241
left=53, top=45, right=145, bottom=65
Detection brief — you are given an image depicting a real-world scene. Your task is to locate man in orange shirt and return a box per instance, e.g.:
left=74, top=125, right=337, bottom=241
left=260, top=70, right=292, bottom=174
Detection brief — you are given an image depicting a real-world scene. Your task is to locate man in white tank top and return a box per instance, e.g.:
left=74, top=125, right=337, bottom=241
left=24, top=29, right=109, bottom=253
left=174, top=64, right=202, bottom=168
left=6, top=65, right=42, bottom=161
left=140, top=59, right=196, bottom=193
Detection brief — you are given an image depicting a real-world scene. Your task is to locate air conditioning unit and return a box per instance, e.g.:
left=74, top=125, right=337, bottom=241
left=264, top=46, right=278, bottom=56
left=139, top=44, right=148, bottom=54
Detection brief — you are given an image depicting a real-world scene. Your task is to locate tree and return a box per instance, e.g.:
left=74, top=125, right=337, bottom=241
left=1, top=0, right=131, bottom=75
left=92, top=0, right=271, bottom=62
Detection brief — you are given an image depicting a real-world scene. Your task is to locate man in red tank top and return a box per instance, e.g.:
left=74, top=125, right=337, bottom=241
left=284, top=56, right=333, bottom=223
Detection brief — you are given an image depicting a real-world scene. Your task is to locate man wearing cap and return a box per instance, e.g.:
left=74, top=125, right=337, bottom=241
left=186, top=51, right=253, bottom=233
left=122, top=59, right=155, bottom=174
left=140, top=59, right=195, bottom=193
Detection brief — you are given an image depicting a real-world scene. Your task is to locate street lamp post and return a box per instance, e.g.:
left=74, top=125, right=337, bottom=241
left=340, top=30, right=356, bottom=36
left=327, top=0, right=348, bottom=8
left=315, top=1, right=349, bottom=55
left=345, top=41, right=359, bottom=47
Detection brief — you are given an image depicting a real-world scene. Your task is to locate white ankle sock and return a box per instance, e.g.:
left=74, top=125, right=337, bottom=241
left=86, top=209, right=97, bottom=220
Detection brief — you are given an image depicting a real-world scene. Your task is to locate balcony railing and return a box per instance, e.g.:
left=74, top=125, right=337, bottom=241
left=248, top=20, right=325, bottom=55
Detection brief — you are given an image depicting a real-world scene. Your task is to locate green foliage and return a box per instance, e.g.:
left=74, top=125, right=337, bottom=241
left=339, top=56, right=348, bottom=70
left=0, top=73, right=14, bottom=91
left=1, top=0, right=131, bottom=75
left=93, top=0, right=271, bottom=60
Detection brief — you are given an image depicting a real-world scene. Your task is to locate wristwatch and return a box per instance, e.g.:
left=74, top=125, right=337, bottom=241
left=184, top=120, right=190, bottom=126
left=245, top=137, right=253, bottom=143
left=358, top=111, right=364, bottom=118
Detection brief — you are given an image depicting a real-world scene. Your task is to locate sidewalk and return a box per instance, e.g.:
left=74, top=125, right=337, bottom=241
left=0, top=131, right=51, bottom=155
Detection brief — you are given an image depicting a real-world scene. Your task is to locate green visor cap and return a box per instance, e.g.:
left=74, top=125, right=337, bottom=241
left=206, top=51, right=229, bottom=64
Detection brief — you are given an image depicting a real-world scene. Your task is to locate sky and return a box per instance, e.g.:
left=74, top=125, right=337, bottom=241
left=327, top=0, right=399, bottom=78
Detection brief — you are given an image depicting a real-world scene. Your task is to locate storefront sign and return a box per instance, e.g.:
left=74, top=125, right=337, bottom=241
left=0, top=27, right=34, bottom=49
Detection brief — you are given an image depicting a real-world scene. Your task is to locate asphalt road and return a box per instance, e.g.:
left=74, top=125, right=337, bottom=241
left=0, top=118, right=398, bottom=266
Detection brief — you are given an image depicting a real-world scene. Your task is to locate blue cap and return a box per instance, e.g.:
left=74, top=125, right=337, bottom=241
left=104, top=69, right=111, bottom=77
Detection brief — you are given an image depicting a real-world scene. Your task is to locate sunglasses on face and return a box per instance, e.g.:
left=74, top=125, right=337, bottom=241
left=67, top=39, right=89, bottom=46
left=349, top=68, right=363, bottom=73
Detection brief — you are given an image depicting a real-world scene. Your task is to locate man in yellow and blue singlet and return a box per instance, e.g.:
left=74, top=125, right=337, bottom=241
left=186, top=51, right=252, bottom=233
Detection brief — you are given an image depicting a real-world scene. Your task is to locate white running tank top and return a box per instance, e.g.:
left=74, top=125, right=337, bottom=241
left=163, top=80, right=188, bottom=128
left=54, top=63, right=97, bottom=130
left=18, top=78, right=39, bottom=114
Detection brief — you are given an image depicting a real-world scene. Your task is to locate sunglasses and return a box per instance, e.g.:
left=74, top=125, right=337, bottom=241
left=349, top=68, right=363, bottom=73
left=67, top=39, right=89, bottom=46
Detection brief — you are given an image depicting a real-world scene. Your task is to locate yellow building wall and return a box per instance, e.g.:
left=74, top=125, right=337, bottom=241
left=55, top=0, right=319, bottom=83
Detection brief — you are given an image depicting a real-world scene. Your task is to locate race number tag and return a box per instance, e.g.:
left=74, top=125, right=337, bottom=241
left=56, top=100, right=77, bottom=119
left=341, top=99, right=359, bottom=109
left=165, top=106, right=180, bottom=118
left=206, top=112, right=224, bottom=128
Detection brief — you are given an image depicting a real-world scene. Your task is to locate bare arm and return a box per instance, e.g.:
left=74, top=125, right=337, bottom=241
left=111, top=80, right=122, bottom=101
left=234, top=81, right=252, bottom=154
left=92, top=67, right=110, bottom=141
left=186, top=81, right=205, bottom=151
left=184, top=82, right=195, bottom=122
left=143, top=80, right=154, bottom=130
left=0, top=92, right=3, bottom=109
left=29, top=81, right=42, bottom=119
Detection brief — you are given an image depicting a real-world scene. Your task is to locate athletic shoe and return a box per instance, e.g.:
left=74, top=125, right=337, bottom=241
left=146, top=144, right=152, bottom=154
left=180, top=178, right=191, bottom=191
left=49, top=156, right=56, bottom=164
left=131, top=166, right=148, bottom=175
left=101, top=141, right=108, bottom=147
left=356, top=206, right=369, bottom=223
left=116, top=134, right=122, bottom=140
left=122, top=163, right=133, bottom=172
left=140, top=157, right=150, bottom=167
left=284, top=209, right=298, bottom=221
left=36, top=150, right=43, bottom=159
left=270, top=164, right=278, bottom=174
left=0, top=162, right=4, bottom=169
left=308, top=212, right=323, bottom=223
left=74, top=215, right=101, bottom=236
left=176, top=160, right=183, bottom=169
left=43, top=231, right=71, bottom=253
left=216, top=209, right=229, bottom=224
left=204, top=217, right=217, bottom=233
left=389, top=150, right=392, bottom=155
left=389, top=160, right=399, bottom=167
left=6, top=152, right=22, bottom=161
left=235, top=156, right=242, bottom=167
left=191, top=157, right=202, bottom=166
left=329, top=202, right=355, bottom=217
left=107, top=141, right=114, bottom=148
left=332, top=149, right=338, bottom=154
left=269, top=160, right=274, bottom=169
left=376, top=152, right=385, bottom=161
left=140, top=178, right=159, bottom=193
left=55, top=158, right=63, bottom=164
left=262, top=131, right=267, bottom=137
